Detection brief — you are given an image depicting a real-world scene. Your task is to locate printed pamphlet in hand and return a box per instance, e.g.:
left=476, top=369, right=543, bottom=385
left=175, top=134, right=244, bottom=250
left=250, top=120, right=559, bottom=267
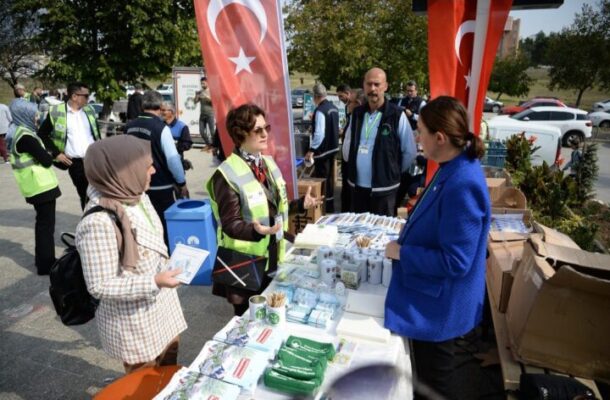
left=168, top=243, right=209, bottom=284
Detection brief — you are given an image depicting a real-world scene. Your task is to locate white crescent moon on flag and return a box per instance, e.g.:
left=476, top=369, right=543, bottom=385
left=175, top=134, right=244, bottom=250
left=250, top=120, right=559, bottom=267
left=207, top=0, right=268, bottom=45
left=454, top=20, right=476, bottom=66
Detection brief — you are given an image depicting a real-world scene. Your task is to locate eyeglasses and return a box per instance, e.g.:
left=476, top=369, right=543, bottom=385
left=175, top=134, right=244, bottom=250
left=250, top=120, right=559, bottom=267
left=252, top=124, right=271, bottom=135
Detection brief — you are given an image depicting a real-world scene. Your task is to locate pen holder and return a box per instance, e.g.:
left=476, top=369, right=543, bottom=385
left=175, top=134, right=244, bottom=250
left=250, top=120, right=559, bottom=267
left=249, top=295, right=267, bottom=322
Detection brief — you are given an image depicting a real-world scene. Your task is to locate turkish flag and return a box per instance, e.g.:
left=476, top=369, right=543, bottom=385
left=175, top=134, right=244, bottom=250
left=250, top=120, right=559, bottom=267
left=425, top=0, right=512, bottom=183
left=193, top=0, right=297, bottom=199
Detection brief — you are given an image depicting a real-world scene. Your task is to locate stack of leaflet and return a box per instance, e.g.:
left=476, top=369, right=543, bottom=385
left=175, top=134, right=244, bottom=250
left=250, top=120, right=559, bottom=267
left=213, top=316, right=286, bottom=357
left=286, top=287, right=317, bottom=324
left=153, top=367, right=240, bottom=400
left=263, top=336, right=336, bottom=396
left=189, top=340, right=269, bottom=392
left=294, top=224, right=339, bottom=248
left=306, top=292, right=340, bottom=329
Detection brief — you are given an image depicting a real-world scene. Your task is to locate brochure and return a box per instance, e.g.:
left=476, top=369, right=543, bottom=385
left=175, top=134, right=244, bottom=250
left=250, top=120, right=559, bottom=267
left=213, top=316, right=286, bottom=356
left=153, top=367, right=240, bottom=400
left=167, top=243, right=209, bottom=284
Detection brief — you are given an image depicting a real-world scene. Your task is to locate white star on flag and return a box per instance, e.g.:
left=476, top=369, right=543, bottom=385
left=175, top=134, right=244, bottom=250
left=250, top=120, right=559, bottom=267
left=464, top=70, right=472, bottom=89
left=229, top=47, right=255, bottom=74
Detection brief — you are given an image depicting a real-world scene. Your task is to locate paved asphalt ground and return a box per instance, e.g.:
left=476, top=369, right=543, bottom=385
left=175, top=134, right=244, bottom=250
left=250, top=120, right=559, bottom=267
left=1, top=137, right=606, bottom=399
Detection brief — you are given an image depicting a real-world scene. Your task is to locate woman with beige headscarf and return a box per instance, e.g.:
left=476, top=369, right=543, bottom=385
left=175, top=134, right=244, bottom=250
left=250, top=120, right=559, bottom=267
left=75, top=135, right=187, bottom=373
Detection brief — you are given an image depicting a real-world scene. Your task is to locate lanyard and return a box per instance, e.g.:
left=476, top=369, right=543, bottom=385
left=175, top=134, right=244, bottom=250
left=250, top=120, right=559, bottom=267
left=138, top=202, right=155, bottom=230
left=363, top=112, right=382, bottom=142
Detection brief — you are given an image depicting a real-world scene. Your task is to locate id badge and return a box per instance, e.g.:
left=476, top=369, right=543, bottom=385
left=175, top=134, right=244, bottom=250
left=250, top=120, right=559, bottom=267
left=275, top=215, right=284, bottom=241
left=358, top=144, right=369, bottom=155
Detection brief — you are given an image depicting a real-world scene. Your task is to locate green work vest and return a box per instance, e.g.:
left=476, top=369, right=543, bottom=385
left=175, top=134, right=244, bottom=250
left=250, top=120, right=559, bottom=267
left=48, top=103, right=100, bottom=152
left=207, top=154, right=289, bottom=268
left=10, top=127, right=59, bottom=198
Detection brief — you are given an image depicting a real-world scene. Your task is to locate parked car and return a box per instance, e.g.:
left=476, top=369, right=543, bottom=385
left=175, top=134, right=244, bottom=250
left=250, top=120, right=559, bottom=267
left=487, top=116, right=562, bottom=166
left=592, top=99, right=610, bottom=112
left=501, top=98, right=566, bottom=116
left=157, top=83, right=173, bottom=98
left=588, top=111, right=610, bottom=128
left=507, top=106, right=592, bottom=146
left=483, top=97, right=503, bottom=113
left=291, top=89, right=309, bottom=108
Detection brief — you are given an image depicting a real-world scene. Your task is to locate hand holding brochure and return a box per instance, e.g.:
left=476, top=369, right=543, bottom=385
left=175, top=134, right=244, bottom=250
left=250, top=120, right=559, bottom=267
left=168, top=243, right=209, bottom=284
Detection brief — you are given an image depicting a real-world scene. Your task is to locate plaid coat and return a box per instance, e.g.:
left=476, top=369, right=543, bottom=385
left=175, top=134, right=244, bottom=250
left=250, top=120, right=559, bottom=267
left=76, top=187, right=187, bottom=364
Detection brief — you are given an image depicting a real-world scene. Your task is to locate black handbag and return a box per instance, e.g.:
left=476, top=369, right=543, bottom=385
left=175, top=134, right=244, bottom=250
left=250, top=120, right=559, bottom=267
left=211, top=247, right=268, bottom=291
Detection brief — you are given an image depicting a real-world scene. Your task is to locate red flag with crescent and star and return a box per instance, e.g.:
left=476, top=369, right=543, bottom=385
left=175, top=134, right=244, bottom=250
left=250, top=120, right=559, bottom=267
left=425, top=0, right=512, bottom=183
left=193, top=0, right=297, bottom=199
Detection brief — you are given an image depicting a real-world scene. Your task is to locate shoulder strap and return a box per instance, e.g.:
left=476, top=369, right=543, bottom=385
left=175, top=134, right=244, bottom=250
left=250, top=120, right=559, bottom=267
left=82, top=205, right=123, bottom=232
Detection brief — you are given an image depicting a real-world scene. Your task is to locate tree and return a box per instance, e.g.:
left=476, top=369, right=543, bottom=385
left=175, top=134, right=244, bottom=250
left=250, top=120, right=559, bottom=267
left=0, top=1, right=44, bottom=88
left=519, top=31, right=549, bottom=67
left=14, top=0, right=201, bottom=109
left=546, top=1, right=610, bottom=107
left=488, top=54, right=533, bottom=101
left=284, top=0, right=428, bottom=93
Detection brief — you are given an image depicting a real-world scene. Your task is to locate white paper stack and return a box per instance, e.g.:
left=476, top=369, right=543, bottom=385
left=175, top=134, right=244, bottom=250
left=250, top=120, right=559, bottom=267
left=213, top=316, right=286, bottom=357
left=336, top=312, right=391, bottom=344
left=189, top=340, right=269, bottom=392
left=294, top=224, right=339, bottom=248
left=153, top=367, right=240, bottom=400
left=344, top=292, right=385, bottom=319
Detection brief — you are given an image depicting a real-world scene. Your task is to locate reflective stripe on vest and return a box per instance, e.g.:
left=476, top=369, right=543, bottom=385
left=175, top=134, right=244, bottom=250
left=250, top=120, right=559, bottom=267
left=9, top=127, right=59, bottom=198
left=49, top=104, right=100, bottom=152
left=206, top=154, right=289, bottom=268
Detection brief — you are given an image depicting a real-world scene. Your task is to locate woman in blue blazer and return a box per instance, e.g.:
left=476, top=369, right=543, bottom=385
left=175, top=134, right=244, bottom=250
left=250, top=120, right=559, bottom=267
left=384, top=96, right=491, bottom=399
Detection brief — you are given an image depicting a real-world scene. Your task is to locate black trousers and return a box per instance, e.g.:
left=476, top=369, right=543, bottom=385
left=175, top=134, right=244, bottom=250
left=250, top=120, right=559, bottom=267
left=199, top=113, right=215, bottom=146
left=340, top=159, right=351, bottom=212
left=147, top=187, right=176, bottom=246
left=352, top=186, right=397, bottom=217
left=312, top=156, right=335, bottom=213
left=33, top=200, right=56, bottom=275
left=68, top=158, right=89, bottom=211
left=411, top=338, right=456, bottom=400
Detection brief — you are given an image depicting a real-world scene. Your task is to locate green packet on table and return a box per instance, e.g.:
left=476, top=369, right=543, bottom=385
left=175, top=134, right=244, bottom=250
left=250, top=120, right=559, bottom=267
left=278, top=345, right=327, bottom=373
left=264, top=368, right=321, bottom=396
left=286, top=335, right=336, bottom=361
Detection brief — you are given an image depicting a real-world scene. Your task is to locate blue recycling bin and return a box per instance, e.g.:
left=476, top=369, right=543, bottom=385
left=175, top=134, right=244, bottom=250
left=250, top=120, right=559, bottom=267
left=164, top=199, right=217, bottom=285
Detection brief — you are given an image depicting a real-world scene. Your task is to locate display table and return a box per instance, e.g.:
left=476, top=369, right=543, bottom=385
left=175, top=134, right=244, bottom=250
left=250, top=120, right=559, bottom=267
left=94, top=365, right=181, bottom=400
left=244, top=279, right=412, bottom=400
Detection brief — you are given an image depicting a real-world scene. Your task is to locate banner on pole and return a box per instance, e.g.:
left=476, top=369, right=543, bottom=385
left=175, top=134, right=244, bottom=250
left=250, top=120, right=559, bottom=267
left=194, top=0, right=297, bottom=199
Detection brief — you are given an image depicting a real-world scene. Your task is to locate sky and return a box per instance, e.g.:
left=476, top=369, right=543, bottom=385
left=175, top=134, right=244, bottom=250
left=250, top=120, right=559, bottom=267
left=510, top=0, right=597, bottom=38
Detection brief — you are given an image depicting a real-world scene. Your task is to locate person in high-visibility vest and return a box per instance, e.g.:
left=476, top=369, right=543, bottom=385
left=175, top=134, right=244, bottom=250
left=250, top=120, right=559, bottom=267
left=9, top=101, right=61, bottom=275
left=206, top=103, right=322, bottom=316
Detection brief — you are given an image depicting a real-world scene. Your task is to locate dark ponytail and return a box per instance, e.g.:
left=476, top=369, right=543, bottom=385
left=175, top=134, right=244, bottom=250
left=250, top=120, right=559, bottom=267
left=419, top=96, right=486, bottom=160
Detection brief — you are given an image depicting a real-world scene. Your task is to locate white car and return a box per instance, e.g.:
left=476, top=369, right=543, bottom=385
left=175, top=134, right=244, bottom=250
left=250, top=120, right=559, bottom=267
left=157, top=83, right=173, bottom=96
left=508, top=106, right=592, bottom=146
left=588, top=111, right=610, bottom=128
left=487, top=116, right=562, bottom=166
left=593, top=99, right=610, bottom=112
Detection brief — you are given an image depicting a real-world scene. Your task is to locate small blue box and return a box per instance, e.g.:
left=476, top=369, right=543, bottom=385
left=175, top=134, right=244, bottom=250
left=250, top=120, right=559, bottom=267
left=164, top=199, right=217, bottom=285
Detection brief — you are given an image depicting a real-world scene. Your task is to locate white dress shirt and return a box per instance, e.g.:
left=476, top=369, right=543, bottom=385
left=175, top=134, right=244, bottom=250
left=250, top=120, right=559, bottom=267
left=64, top=105, right=95, bottom=158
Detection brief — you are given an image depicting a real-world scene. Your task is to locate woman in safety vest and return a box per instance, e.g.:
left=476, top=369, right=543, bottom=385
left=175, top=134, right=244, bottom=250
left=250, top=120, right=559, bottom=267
left=9, top=101, right=61, bottom=275
left=207, top=103, right=322, bottom=316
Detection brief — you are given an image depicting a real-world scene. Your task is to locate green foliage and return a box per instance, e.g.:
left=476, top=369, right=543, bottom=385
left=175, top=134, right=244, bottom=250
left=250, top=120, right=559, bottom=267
left=536, top=213, right=599, bottom=252
left=284, top=0, right=428, bottom=93
left=488, top=54, right=533, bottom=101
left=519, top=31, right=550, bottom=67
left=13, top=0, right=200, bottom=103
left=572, top=142, right=600, bottom=205
left=545, top=1, right=610, bottom=107
left=504, top=133, right=537, bottom=177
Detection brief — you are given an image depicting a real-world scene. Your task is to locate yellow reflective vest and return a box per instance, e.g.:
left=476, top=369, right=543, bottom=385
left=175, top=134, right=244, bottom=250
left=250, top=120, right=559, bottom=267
left=48, top=103, right=100, bottom=152
left=10, top=127, right=59, bottom=198
left=207, top=154, right=289, bottom=269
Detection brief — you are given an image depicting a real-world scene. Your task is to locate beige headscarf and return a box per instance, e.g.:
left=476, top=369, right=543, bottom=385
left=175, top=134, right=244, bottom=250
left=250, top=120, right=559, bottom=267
left=84, top=135, right=153, bottom=269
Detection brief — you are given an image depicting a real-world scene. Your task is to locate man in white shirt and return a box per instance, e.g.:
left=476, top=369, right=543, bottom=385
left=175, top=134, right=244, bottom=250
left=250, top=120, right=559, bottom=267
left=39, top=82, right=101, bottom=210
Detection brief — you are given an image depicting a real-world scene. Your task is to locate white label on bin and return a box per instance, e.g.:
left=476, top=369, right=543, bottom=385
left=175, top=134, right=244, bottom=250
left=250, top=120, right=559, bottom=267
left=187, top=236, right=200, bottom=246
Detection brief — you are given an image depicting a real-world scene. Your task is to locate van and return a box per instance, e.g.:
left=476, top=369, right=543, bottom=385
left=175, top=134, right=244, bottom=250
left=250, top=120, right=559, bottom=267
left=487, top=116, right=561, bottom=166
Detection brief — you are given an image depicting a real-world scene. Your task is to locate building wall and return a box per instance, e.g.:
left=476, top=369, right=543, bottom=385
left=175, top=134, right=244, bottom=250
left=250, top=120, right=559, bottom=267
left=497, top=17, right=521, bottom=59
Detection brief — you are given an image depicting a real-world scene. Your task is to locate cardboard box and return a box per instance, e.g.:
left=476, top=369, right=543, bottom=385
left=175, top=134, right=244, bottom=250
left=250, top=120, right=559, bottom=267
left=483, top=166, right=512, bottom=186
left=288, top=178, right=325, bottom=235
left=486, top=178, right=507, bottom=203
left=489, top=207, right=533, bottom=242
left=492, top=187, right=527, bottom=210
left=487, top=240, right=525, bottom=313
left=506, top=239, right=610, bottom=381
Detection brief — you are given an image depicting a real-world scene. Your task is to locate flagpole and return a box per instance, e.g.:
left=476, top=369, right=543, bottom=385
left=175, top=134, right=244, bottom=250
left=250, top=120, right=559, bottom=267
left=468, top=0, right=491, bottom=134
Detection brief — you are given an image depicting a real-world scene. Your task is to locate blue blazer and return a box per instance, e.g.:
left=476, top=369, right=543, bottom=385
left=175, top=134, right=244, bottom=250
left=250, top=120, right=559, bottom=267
left=384, top=152, right=491, bottom=342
